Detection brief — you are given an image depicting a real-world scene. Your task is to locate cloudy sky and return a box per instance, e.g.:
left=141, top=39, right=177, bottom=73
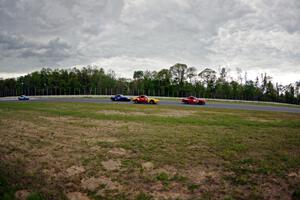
left=0, top=0, right=299, bottom=84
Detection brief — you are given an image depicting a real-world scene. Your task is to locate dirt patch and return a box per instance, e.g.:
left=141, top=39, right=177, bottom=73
left=200, top=110, right=223, bottom=114
left=155, top=109, right=196, bottom=117
left=97, top=110, right=146, bottom=116
left=66, top=166, right=86, bottom=177
left=39, top=115, right=137, bottom=130
left=151, top=191, right=189, bottom=200
left=15, top=190, right=30, bottom=200
left=149, top=181, right=190, bottom=199
left=81, top=176, right=122, bottom=196
left=288, top=172, right=298, bottom=177
left=200, top=110, right=237, bottom=115
left=101, top=160, right=121, bottom=171
left=81, top=177, right=102, bottom=192
left=184, top=168, right=221, bottom=184
left=98, top=176, right=122, bottom=191
left=261, top=181, right=291, bottom=200
left=39, top=116, right=78, bottom=123
left=94, top=176, right=123, bottom=197
left=141, top=162, right=154, bottom=171
left=288, top=169, right=300, bottom=178
left=247, top=117, right=276, bottom=123
left=108, top=148, right=127, bottom=156
left=97, top=109, right=196, bottom=117
left=66, top=192, right=90, bottom=200
left=153, top=165, right=178, bottom=176
left=97, top=137, right=119, bottom=143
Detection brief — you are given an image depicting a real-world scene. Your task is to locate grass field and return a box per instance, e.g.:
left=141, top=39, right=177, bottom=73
left=0, top=102, right=300, bottom=200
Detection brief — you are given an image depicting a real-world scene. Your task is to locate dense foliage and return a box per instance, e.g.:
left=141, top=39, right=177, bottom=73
left=0, top=63, right=299, bottom=104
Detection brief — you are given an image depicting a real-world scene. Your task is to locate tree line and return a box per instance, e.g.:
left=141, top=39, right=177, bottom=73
left=0, top=63, right=299, bottom=104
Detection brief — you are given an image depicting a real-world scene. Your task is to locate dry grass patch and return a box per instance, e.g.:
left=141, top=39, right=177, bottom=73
left=101, top=160, right=121, bottom=171
left=108, top=147, right=128, bottom=156
left=246, top=116, right=279, bottom=123
left=96, top=108, right=197, bottom=117
left=66, top=192, right=90, bottom=200
left=153, top=109, right=197, bottom=117
left=0, top=115, right=144, bottom=198
left=97, top=110, right=146, bottom=116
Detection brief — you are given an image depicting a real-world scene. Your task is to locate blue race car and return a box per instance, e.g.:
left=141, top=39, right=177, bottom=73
left=111, top=94, right=130, bottom=102
left=18, top=95, right=30, bottom=100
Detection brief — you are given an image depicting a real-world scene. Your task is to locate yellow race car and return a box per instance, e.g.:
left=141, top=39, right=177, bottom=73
left=131, top=95, right=160, bottom=104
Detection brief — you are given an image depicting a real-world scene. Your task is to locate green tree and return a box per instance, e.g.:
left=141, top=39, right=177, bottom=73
left=133, top=71, right=144, bottom=80
left=198, top=68, right=217, bottom=97
left=170, top=63, right=188, bottom=85
left=186, top=67, right=197, bottom=83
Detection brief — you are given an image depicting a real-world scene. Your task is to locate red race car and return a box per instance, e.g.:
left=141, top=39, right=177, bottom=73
left=182, top=96, right=206, bottom=105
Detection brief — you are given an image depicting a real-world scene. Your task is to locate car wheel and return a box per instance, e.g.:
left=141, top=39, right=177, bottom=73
left=150, top=100, right=155, bottom=104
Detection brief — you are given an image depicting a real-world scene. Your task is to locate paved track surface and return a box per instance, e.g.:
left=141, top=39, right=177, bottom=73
left=1, top=97, right=300, bottom=113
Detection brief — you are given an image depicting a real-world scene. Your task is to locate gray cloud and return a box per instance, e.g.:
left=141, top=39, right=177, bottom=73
left=0, top=32, right=75, bottom=63
left=0, top=0, right=299, bottom=84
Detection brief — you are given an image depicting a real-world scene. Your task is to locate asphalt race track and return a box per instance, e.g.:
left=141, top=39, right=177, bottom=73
left=1, top=97, right=300, bottom=113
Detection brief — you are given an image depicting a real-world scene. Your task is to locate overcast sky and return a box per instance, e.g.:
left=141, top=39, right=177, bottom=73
left=0, top=0, right=299, bottom=84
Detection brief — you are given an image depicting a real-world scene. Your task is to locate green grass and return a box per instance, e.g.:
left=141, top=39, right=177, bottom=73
left=26, top=193, right=44, bottom=200
left=0, top=101, right=299, bottom=199
left=0, top=175, right=15, bottom=200
left=156, top=172, right=170, bottom=185
left=135, top=192, right=153, bottom=200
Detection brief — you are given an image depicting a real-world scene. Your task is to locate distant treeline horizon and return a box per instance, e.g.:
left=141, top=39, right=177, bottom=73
left=0, top=63, right=299, bottom=104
